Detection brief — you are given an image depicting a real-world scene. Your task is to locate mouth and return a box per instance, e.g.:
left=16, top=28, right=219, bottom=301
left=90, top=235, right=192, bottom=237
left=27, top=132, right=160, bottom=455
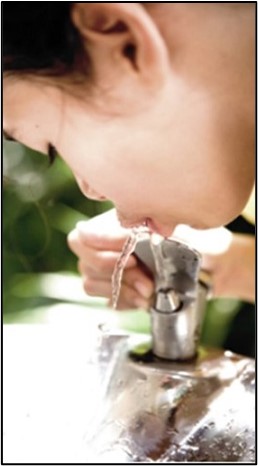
left=116, top=210, right=147, bottom=230
left=116, top=211, right=174, bottom=238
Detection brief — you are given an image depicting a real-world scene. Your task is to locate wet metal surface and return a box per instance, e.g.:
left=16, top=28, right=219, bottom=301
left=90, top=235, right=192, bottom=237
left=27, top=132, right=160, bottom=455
left=3, top=323, right=255, bottom=463
left=86, top=333, right=255, bottom=462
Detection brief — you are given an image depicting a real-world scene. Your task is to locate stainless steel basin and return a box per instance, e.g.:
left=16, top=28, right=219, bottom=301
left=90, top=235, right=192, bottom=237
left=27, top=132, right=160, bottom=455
left=3, top=317, right=255, bottom=463
left=82, top=332, right=255, bottom=463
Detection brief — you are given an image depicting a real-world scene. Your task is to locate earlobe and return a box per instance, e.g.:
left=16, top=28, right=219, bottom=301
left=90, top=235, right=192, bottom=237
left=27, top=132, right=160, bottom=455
left=71, top=3, right=169, bottom=89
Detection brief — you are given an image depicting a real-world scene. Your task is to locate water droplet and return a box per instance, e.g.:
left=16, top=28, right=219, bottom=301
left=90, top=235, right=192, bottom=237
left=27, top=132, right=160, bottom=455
left=116, top=379, right=124, bottom=387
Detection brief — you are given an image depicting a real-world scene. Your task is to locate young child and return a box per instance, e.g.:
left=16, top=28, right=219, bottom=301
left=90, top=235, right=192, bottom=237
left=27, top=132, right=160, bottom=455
left=3, top=3, right=255, bottom=308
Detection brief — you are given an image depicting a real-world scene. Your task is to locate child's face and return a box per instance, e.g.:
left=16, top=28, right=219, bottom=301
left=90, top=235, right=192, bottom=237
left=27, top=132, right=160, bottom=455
left=3, top=4, right=254, bottom=236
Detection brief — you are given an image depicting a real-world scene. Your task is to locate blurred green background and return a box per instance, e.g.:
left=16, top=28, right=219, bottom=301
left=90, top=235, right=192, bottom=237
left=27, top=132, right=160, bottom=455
left=3, top=141, right=255, bottom=357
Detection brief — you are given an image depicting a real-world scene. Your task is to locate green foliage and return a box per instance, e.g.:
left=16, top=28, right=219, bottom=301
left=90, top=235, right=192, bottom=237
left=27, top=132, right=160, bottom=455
left=3, top=142, right=112, bottom=317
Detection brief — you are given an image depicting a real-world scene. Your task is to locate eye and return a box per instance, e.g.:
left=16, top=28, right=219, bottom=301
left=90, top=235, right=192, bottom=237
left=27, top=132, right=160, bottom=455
left=47, top=143, right=58, bottom=165
left=3, top=130, right=17, bottom=142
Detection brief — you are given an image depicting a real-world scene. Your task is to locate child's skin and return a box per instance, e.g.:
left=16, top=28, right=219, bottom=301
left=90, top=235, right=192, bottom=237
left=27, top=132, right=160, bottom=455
left=3, top=4, right=255, bottom=306
left=68, top=210, right=255, bottom=308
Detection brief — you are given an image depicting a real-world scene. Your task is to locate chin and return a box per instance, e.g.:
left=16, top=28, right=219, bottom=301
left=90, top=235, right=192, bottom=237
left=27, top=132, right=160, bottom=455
left=206, top=207, right=246, bottom=229
left=146, top=218, right=175, bottom=238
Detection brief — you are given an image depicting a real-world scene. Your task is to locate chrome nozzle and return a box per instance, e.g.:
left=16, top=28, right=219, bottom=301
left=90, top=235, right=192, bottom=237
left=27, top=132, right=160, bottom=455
left=155, top=289, right=182, bottom=313
left=134, top=237, right=210, bottom=360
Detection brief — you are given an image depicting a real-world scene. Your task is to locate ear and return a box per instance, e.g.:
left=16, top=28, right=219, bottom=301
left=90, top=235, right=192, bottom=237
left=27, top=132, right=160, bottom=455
left=71, top=3, right=170, bottom=94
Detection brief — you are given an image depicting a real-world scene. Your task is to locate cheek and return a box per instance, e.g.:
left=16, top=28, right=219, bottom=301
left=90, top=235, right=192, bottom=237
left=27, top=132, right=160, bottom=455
left=83, top=152, right=148, bottom=203
left=106, top=175, right=151, bottom=207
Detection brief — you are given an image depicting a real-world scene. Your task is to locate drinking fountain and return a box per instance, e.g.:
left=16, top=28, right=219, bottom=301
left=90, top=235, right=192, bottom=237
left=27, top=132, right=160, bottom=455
left=4, top=237, right=254, bottom=463
left=82, top=236, right=255, bottom=462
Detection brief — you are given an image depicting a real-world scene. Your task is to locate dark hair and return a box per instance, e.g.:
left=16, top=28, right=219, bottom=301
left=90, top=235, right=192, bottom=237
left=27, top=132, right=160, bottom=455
left=3, top=2, right=89, bottom=77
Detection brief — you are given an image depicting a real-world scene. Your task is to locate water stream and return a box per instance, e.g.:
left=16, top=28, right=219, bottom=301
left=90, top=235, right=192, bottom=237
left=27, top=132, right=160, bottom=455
left=111, top=227, right=150, bottom=309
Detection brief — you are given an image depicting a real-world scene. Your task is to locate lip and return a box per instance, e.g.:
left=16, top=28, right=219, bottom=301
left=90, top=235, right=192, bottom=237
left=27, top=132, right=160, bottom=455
left=117, top=214, right=174, bottom=238
left=116, top=209, right=149, bottom=230
left=146, top=218, right=174, bottom=238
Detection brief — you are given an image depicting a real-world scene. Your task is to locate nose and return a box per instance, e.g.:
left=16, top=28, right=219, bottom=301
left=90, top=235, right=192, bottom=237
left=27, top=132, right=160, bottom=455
left=76, top=177, right=107, bottom=201
left=85, top=189, right=107, bottom=201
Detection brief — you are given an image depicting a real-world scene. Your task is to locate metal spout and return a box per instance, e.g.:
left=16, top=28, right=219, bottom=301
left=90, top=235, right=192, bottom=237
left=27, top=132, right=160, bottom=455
left=155, top=289, right=182, bottom=313
left=134, top=236, right=211, bottom=361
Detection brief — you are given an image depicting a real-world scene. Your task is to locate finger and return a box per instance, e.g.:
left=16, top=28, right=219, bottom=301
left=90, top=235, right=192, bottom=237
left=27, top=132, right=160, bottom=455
left=73, top=246, right=137, bottom=274
left=78, top=260, right=154, bottom=298
left=173, top=225, right=232, bottom=255
left=78, top=256, right=123, bottom=279
left=75, top=220, right=131, bottom=251
left=122, top=267, right=154, bottom=299
left=68, top=233, right=137, bottom=271
left=82, top=276, right=150, bottom=310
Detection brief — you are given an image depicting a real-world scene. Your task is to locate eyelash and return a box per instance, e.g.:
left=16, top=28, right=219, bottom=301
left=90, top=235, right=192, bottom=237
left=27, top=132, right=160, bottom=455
left=3, top=131, right=57, bottom=166
left=47, top=143, right=58, bottom=165
left=3, top=130, right=17, bottom=142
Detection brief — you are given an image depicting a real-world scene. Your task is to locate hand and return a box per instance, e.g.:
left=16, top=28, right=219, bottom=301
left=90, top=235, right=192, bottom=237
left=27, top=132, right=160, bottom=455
left=68, top=210, right=255, bottom=309
left=202, top=233, right=255, bottom=303
left=173, top=225, right=255, bottom=303
left=67, top=209, right=154, bottom=310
